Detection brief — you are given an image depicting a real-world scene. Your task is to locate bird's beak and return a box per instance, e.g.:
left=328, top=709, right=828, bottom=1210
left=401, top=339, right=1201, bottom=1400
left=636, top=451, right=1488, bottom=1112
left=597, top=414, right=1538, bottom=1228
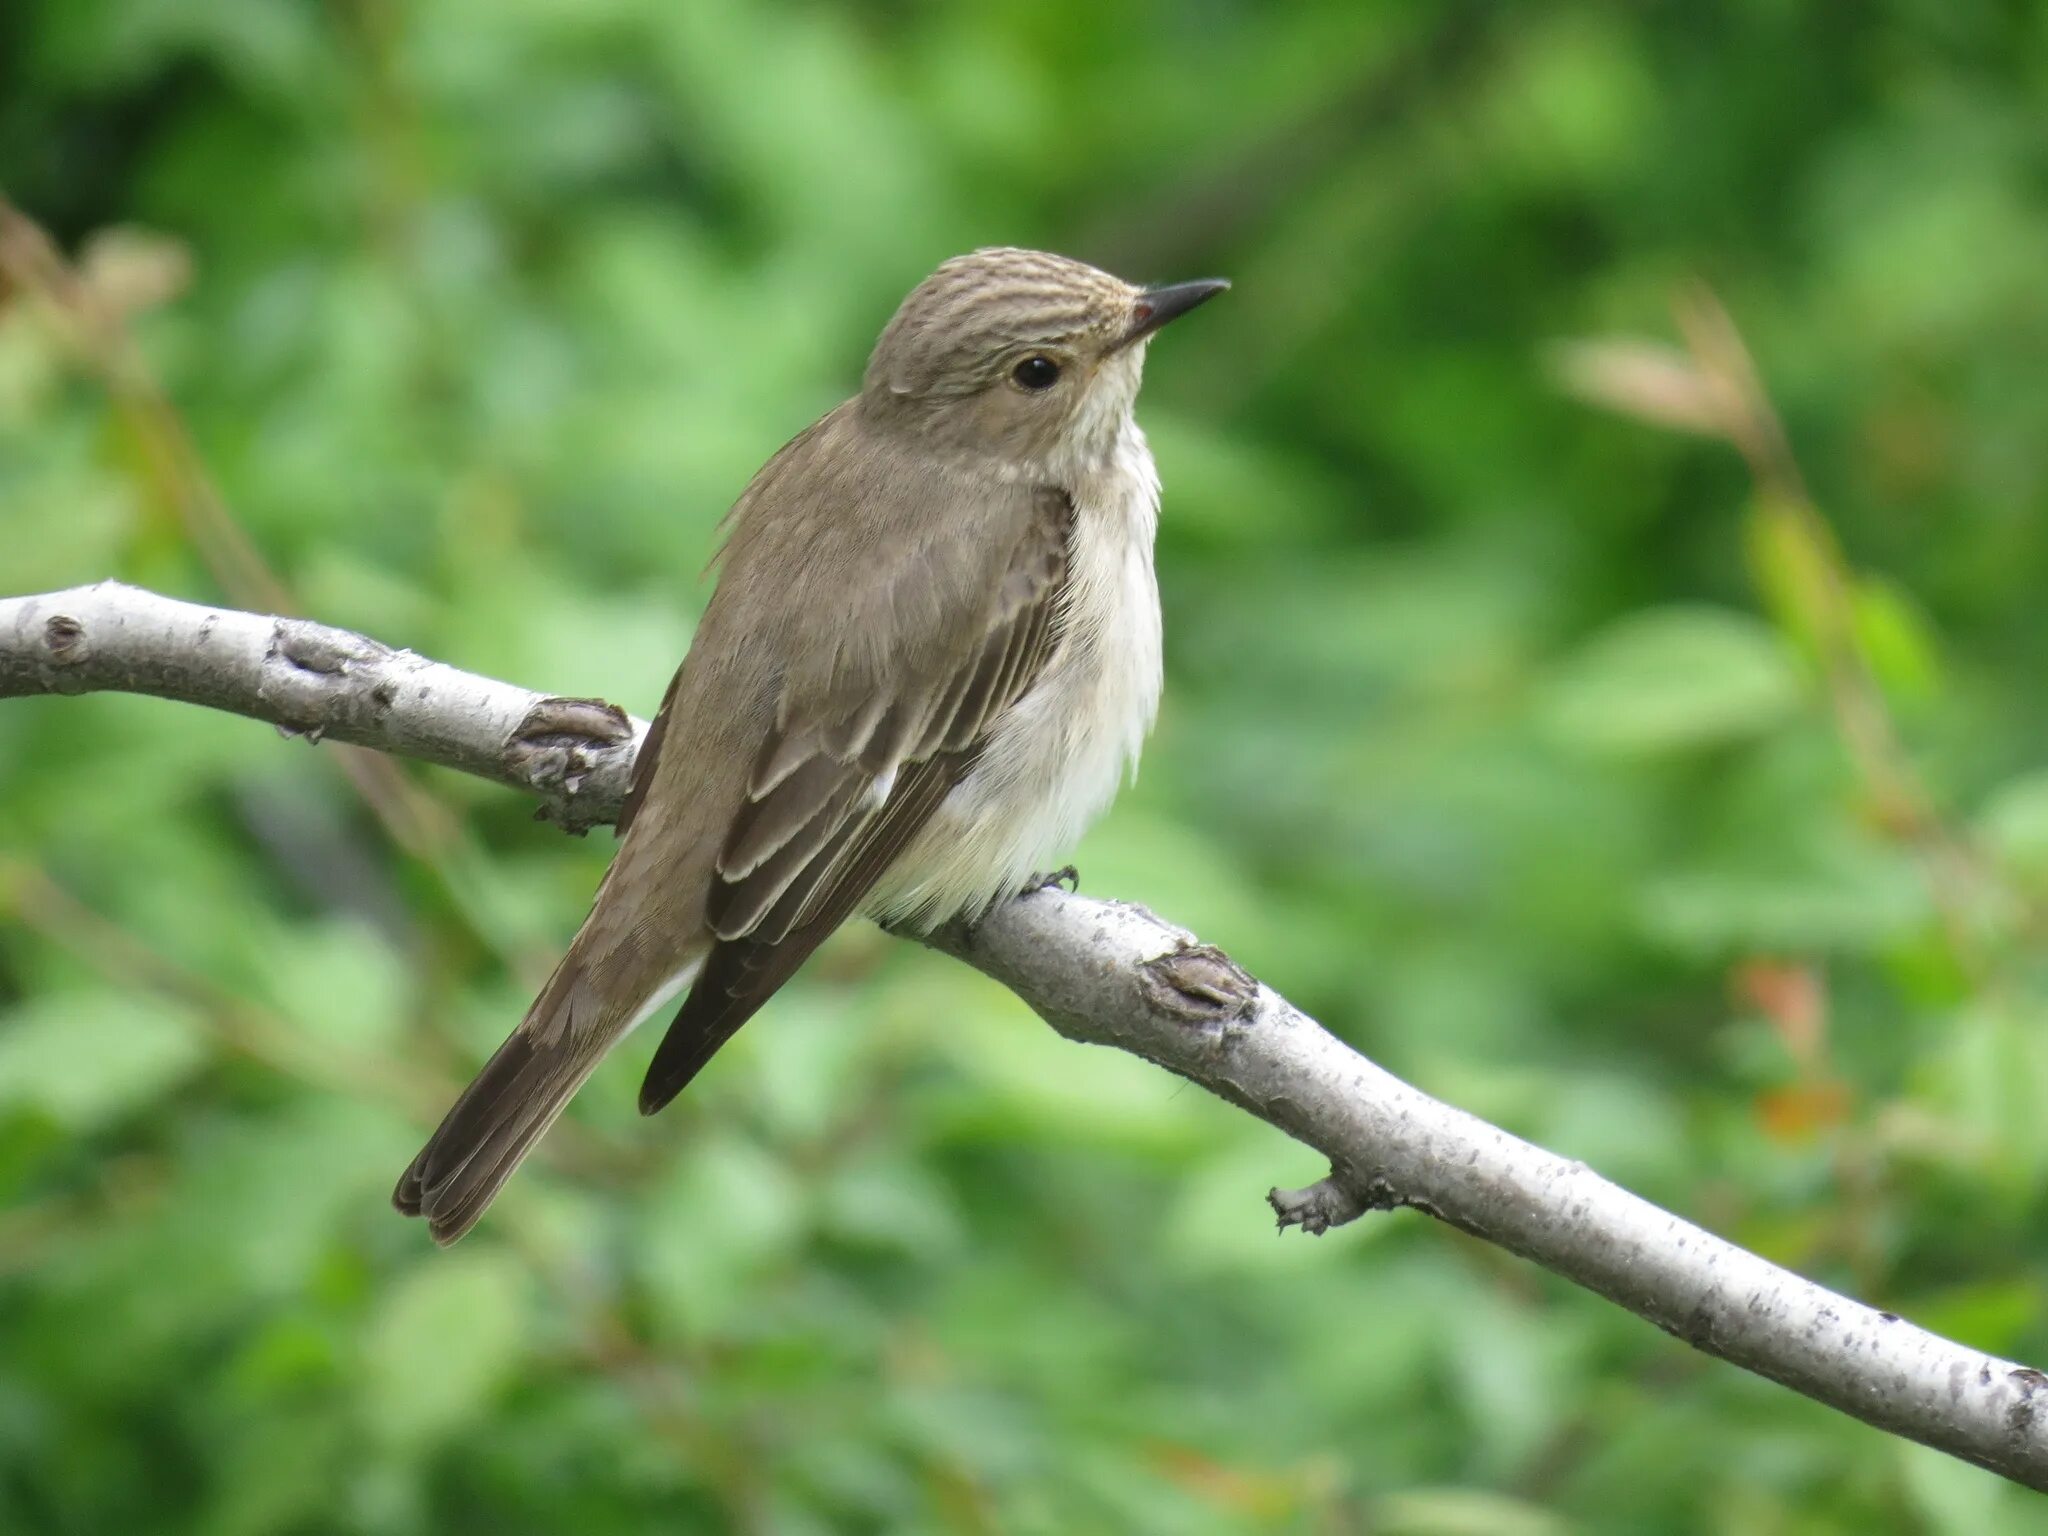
left=1122, top=277, right=1230, bottom=347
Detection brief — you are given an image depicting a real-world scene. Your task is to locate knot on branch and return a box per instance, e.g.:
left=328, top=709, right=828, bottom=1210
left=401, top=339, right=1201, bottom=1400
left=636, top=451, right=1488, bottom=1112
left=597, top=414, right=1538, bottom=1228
left=42, top=612, right=86, bottom=664
left=1138, top=941, right=1259, bottom=1027
left=11, top=608, right=98, bottom=694
left=1268, top=1171, right=1391, bottom=1235
left=506, top=696, right=637, bottom=835
left=269, top=618, right=391, bottom=678
left=262, top=619, right=400, bottom=742
left=2009, top=1368, right=2048, bottom=1443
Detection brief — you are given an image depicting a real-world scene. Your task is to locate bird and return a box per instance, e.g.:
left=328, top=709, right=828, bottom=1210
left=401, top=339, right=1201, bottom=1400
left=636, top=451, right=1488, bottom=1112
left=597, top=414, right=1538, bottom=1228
left=394, top=247, right=1227, bottom=1243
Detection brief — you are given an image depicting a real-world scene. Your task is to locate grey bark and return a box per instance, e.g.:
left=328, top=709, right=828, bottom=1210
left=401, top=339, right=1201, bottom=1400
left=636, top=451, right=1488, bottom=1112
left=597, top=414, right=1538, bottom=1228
left=0, top=581, right=643, bottom=832
left=6, top=579, right=2047, bottom=1491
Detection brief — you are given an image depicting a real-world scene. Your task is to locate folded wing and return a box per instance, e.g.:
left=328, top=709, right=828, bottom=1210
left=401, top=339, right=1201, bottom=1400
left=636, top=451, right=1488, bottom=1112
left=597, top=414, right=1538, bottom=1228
left=637, top=482, right=1075, bottom=1113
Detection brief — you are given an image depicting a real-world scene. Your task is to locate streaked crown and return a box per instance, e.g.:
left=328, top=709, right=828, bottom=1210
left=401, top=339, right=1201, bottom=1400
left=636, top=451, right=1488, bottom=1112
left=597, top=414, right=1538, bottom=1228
left=866, top=247, right=1139, bottom=399
left=859, top=247, right=1225, bottom=473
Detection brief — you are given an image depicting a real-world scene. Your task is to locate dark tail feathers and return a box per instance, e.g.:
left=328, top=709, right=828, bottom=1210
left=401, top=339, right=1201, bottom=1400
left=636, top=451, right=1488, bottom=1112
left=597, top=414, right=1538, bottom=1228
left=394, top=971, right=604, bottom=1244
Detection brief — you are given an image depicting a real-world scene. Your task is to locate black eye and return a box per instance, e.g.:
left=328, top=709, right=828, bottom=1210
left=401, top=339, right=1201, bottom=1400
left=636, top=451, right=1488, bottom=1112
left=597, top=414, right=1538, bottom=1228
left=1011, top=354, right=1061, bottom=391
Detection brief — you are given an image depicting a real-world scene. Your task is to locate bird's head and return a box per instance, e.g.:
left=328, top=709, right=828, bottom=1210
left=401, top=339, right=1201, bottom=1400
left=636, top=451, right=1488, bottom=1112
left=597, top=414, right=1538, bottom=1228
left=862, top=247, right=1226, bottom=476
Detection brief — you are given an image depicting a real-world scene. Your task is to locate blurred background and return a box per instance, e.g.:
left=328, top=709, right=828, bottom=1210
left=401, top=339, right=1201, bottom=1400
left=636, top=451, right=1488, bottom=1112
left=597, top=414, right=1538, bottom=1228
left=4, top=1, right=2048, bottom=1531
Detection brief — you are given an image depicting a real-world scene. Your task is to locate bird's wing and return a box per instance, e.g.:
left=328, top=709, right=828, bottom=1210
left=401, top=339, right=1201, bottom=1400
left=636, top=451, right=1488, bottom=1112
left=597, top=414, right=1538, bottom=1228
left=395, top=405, right=1074, bottom=1240
left=637, top=477, right=1075, bottom=1113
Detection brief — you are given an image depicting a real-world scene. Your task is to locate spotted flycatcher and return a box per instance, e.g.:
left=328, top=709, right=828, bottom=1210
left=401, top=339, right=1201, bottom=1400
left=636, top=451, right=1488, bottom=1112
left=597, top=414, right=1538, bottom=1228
left=396, top=247, right=1227, bottom=1241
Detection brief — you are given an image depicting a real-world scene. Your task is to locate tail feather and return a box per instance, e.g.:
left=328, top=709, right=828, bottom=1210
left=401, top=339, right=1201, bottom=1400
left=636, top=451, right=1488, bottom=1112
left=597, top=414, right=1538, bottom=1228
left=396, top=950, right=704, bottom=1244
left=393, top=1019, right=604, bottom=1245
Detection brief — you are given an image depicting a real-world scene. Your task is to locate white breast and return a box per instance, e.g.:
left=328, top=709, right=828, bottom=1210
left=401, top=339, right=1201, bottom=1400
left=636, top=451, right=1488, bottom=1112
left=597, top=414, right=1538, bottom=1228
left=870, top=425, right=1163, bottom=928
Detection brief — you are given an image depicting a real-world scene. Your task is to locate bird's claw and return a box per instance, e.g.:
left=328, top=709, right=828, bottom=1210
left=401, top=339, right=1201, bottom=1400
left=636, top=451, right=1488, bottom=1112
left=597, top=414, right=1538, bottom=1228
left=1021, top=865, right=1079, bottom=897
left=955, top=867, right=1080, bottom=948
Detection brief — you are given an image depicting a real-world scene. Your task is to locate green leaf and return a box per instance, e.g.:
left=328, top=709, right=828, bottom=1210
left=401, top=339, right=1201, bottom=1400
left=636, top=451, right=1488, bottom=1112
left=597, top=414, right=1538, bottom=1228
left=250, top=919, right=409, bottom=1054
left=1640, top=856, right=1928, bottom=957
left=636, top=1132, right=805, bottom=1334
left=1540, top=606, right=1803, bottom=756
left=1743, top=494, right=1840, bottom=660
left=360, top=1251, right=533, bottom=1447
left=1917, top=1002, right=2048, bottom=1191
left=1852, top=575, right=1941, bottom=703
left=1897, top=1438, right=2008, bottom=1536
left=1372, top=1488, right=1565, bottom=1536
left=0, top=990, right=205, bottom=1129
left=1977, top=771, right=2048, bottom=890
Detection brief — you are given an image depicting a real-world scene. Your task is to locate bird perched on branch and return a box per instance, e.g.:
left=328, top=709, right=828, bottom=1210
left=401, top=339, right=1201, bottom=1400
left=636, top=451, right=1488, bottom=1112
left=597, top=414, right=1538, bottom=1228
left=396, top=247, right=1227, bottom=1242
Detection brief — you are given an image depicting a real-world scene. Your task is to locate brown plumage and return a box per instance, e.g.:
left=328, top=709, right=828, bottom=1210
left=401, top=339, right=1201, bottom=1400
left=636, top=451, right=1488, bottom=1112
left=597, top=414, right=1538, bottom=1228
left=395, top=248, right=1225, bottom=1243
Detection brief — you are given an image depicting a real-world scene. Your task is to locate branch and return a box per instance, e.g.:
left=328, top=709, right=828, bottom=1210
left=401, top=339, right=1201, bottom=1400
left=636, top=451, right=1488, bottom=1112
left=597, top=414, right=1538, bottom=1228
left=0, top=581, right=644, bottom=834
left=8, top=580, right=2048, bottom=1490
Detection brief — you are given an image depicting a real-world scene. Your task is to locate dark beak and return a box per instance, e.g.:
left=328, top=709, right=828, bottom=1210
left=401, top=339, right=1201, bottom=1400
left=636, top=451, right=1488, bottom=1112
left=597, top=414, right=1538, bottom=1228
left=1124, top=277, right=1230, bottom=345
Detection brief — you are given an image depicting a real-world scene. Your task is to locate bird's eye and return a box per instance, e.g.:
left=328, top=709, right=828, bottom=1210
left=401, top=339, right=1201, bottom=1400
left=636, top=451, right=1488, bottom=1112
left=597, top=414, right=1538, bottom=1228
left=1011, top=354, right=1061, bottom=391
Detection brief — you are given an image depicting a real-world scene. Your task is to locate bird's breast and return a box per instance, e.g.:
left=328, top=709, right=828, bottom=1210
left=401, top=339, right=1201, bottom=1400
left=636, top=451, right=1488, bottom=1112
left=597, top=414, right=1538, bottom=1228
left=871, top=430, right=1164, bottom=927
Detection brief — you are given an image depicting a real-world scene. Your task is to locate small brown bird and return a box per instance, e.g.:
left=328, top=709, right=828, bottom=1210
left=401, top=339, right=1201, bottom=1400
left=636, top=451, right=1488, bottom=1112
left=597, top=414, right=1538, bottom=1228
left=395, top=247, right=1226, bottom=1242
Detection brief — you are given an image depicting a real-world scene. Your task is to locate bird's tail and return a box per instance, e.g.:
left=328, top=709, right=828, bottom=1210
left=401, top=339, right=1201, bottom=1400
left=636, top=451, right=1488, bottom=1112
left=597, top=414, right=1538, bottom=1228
left=393, top=947, right=699, bottom=1244
left=393, top=1017, right=601, bottom=1245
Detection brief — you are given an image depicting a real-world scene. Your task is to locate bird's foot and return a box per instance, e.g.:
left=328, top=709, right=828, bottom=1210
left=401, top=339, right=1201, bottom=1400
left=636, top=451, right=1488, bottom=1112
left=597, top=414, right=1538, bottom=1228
left=952, top=867, right=1080, bottom=949
left=1020, top=865, right=1079, bottom=898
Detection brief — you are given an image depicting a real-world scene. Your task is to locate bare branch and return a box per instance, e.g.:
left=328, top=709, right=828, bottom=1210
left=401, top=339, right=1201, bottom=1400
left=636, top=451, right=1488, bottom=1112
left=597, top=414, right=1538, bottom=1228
left=6, top=579, right=2048, bottom=1490
left=0, top=582, right=642, bottom=833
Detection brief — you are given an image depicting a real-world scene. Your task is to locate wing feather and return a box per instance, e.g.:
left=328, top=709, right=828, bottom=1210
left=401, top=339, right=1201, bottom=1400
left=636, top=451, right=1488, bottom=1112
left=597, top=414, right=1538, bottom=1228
left=639, top=754, right=963, bottom=1114
left=709, top=775, right=872, bottom=940
left=718, top=753, right=862, bottom=880
left=638, top=484, right=1075, bottom=1114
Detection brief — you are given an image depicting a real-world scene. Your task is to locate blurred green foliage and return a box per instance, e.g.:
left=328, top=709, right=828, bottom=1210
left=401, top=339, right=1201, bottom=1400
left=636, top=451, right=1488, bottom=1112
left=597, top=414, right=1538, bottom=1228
left=4, top=1, right=2048, bottom=1531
